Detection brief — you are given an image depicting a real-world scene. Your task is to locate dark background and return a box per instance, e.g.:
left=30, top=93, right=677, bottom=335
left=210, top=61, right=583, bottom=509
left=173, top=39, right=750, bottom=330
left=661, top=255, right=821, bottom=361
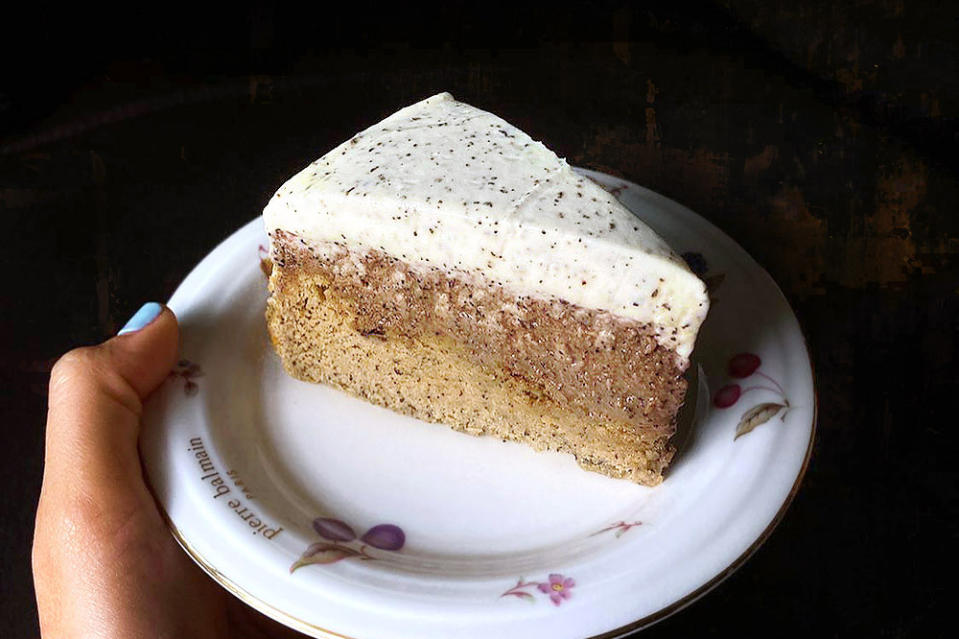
left=2, top=1, right=956, bottom=636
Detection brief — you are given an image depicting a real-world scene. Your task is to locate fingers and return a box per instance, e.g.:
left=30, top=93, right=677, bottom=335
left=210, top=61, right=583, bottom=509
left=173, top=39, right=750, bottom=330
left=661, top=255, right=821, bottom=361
left=34, top=305, right=232, bottom=637
left=42, top=304, right=179, bottom=508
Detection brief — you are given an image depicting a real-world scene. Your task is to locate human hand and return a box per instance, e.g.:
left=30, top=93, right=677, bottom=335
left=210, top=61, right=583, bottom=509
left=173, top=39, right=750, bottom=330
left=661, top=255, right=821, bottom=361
left=33, top=303, right=303, bottom=638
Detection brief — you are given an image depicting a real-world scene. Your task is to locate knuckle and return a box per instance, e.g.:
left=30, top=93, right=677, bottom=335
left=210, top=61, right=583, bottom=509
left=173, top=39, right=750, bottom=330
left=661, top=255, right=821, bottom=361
left=49, top=347, right=100, bottom=391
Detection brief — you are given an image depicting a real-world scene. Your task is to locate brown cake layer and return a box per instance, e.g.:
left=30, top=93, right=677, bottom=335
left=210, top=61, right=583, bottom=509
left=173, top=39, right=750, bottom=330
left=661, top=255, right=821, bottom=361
left=270, top=230, right=686, bottom=433
left=266, top=231, right=688, bottom=485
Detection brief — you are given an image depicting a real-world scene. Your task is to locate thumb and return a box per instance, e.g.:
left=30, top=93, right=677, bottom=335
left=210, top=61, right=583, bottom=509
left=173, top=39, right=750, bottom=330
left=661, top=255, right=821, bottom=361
left=43, top=302, right=179, bottom=495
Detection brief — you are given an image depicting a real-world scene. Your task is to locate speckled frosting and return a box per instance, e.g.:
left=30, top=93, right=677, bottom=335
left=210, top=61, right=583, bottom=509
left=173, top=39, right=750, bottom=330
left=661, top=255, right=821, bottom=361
left=263, top=93, right=709, bottom=363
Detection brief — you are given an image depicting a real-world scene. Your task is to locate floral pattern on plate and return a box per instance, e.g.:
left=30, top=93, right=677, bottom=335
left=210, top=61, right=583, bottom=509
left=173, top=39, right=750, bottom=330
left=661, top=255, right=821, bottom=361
left=589, top=520, right=643, bottom=538
left=713, top=353, right=792, bottom=439
left=499, top=520, right=642, bottom=606
left=290, top=517, right=405, bottom=573
left=169, top=359, right=203, bottom=396
left=501, top=574, right=576, bottom=606
left=141, top=169, right=816, bottom=639
left=258, top=244, right=273, bottom=277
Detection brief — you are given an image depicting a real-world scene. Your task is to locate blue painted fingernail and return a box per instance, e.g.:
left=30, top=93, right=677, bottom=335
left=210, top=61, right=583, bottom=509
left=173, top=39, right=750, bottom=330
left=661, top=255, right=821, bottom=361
left=118, top=302, right=164, bottom=335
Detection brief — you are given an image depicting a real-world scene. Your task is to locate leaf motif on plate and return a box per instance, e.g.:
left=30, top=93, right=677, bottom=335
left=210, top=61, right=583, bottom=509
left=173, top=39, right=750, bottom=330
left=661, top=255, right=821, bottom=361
left=499, top=574, right=576, bottom=606
left=735, top=402, right=786, bottom=439
left=502, top=590, right=536, bottom=603
left=289, top=543, right=360, bottom=573
left=499, top=578, right=541, bottom=603
left=292, top=518, right=405, bottom=574
left=589, top=520, right=642, bottom=538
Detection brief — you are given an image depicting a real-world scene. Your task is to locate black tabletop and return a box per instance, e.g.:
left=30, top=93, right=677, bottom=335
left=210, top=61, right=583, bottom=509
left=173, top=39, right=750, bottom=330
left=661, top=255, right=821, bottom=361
left=2, top=2, right=956, bottom=637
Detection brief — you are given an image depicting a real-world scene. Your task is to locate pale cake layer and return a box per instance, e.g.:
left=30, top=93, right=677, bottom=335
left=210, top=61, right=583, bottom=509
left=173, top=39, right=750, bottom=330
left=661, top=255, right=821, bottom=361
left=266, top=266, right=675, bottom=485
left=270, top=230, right=687, bottom=435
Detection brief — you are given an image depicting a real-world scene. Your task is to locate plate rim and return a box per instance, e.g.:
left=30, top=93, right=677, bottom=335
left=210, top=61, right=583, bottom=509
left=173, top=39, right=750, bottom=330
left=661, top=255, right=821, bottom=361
left=146, top=168, right=818, bottom=638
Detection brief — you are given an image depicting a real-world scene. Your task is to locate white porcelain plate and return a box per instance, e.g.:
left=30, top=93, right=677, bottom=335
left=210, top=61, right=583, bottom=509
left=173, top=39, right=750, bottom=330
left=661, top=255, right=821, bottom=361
left=142, top=169, right=816, bottom=639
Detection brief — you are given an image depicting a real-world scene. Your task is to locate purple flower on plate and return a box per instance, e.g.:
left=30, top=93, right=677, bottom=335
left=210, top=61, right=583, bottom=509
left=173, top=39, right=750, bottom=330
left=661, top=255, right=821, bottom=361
left=537, top=573, right=575, bottom=606
left=291, top=518, right=406, bottom=573
left=169, top=359, right=203, bottom=396
left=361, top=524, right=405, bottom=551
left=713, top=352, right=793, bottom=439
left=313, top=517, right=356, bottom=542
left=713, top=383, right=742, bottom=408
left=728, top=353, right=762, bottom=378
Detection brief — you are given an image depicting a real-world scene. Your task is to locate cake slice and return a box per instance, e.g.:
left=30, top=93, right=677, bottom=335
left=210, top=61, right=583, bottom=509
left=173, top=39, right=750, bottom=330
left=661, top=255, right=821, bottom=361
left=263, top=93, right=709, bottom=485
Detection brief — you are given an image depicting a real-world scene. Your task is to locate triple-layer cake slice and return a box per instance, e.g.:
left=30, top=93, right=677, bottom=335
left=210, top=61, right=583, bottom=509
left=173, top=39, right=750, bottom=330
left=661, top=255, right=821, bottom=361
left=263, top=93, right=709, bottom=485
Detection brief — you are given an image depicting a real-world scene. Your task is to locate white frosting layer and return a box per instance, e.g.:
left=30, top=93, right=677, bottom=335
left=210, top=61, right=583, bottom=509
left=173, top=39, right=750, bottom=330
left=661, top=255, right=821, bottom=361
left=263, top=93, right=709, bottom=363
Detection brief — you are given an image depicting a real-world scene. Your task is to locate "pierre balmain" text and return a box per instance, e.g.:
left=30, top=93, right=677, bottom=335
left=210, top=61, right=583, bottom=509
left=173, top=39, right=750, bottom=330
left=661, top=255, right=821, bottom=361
left=189, top=436, right=284, bottom=539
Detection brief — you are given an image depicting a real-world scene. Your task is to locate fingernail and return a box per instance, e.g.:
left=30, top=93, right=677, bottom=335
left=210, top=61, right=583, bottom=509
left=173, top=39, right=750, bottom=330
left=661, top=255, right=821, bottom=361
left=118, top=302, right=164, bottom=335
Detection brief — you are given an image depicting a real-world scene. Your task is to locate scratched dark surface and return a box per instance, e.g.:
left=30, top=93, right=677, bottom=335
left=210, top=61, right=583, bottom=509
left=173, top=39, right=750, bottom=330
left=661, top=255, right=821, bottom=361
left=1, top=2, right=956, bottom=637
